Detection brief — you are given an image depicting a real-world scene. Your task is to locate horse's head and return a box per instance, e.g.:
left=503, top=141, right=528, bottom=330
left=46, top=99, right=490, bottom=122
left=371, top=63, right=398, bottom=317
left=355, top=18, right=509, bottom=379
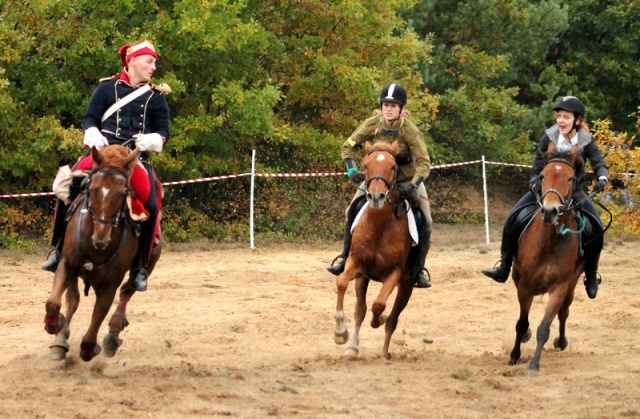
left=363, top=141, right=399, bottom=209
left=539, top=143, right=584, bottom=225
left=87, top=145, right=140, bottom=249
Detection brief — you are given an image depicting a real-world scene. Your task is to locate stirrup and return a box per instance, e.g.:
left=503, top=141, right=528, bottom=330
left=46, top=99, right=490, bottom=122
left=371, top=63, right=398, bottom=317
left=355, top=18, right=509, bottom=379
left=414, top=268, right=431, bottom=288
left=326, top=255, right=345, bottom=276
left=481, top=261, right=508, bottom=283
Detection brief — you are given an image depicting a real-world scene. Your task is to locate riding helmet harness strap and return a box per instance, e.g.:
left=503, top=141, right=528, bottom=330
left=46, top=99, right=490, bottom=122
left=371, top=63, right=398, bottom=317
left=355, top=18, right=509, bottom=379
left=101, top=84, right=152, bottom=123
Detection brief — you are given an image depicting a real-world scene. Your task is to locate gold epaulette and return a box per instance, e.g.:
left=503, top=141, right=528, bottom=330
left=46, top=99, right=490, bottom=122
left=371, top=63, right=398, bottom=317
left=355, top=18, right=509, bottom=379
left=152, top=82, right=172, bottom=95
left=99, top=76, right=116, bottom=82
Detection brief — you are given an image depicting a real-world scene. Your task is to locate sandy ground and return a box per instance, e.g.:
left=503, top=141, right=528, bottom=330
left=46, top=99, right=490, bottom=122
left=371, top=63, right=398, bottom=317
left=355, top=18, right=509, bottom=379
left=1, top=224, right=639, bottom=419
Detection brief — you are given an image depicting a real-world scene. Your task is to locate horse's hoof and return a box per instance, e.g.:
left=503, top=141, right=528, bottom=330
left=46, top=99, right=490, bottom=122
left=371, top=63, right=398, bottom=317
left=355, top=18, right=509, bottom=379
left=553, top=337, right=568, bottom=350
left=79, top=344, right=101, bottom=362
left=102, top=333, right=123, bottom=358
left=524, top=368, right=538, bottom=377
left=344, top=347, right=359, bottom=359
left=48, top=333, right=69, bottom=360
left=522, top=328, right=532, bottom=343
left=508, top=358, right=518, bottom=366
left=334, top=330, right=349, bottom=345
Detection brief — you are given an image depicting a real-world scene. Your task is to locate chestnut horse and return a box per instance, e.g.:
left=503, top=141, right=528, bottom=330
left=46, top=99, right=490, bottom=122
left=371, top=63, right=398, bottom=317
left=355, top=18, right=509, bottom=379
left=44, top=145, right=162, bottom=361
left=334, top=141, right=416, bottom=359
left=509, top=143, right=586, bottom=375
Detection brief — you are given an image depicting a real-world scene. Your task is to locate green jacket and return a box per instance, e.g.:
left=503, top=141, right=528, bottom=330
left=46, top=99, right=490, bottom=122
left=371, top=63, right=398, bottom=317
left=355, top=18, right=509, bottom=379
left=341, top=114, right=431, bottom=186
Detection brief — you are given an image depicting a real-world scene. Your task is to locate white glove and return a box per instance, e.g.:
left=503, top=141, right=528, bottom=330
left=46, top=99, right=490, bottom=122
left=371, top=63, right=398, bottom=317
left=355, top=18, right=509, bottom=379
left=134, top=133, right=164, bottom=152
left=83, top=127, right=109, bottom=150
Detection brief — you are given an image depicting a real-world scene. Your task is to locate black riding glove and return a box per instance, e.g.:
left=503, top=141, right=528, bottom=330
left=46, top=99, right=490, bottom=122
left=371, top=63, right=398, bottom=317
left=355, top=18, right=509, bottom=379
left=347, top=168, right=365, bottom=184
left=591, top=178, right=608, bottom=194
left=399, top=183, right=420, bottom=207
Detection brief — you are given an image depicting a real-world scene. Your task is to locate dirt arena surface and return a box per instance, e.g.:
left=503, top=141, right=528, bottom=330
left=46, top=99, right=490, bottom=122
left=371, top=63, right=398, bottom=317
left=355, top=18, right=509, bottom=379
left=1, top=224, right=639, bottom=418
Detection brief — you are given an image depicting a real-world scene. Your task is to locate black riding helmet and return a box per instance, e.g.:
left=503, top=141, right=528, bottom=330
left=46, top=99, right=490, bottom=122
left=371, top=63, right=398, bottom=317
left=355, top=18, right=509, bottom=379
left=553, top=96, right=586, bottom=132
left=380, top=83, right=407, bottom=107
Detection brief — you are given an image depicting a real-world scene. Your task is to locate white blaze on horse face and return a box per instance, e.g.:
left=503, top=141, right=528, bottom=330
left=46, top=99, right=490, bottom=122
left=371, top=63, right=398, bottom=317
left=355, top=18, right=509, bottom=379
left=376, top=154, right=386, bottom=162
left=99, top=187, right=111, bottom=218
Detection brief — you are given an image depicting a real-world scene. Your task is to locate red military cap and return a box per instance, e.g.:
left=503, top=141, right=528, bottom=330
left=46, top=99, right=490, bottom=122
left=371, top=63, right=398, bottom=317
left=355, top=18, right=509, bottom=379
left=118, top=40, right=158, bottom=67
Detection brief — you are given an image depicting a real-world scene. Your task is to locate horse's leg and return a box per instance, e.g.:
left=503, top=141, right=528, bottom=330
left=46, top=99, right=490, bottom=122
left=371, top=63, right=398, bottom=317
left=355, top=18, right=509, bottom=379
left=49, top=276, right=80, bottom=360
left=381, top=277, right=414, bottom=360
left=334, top=268, right=354, bottom=346
left=509, top=288, right=533, bottom=366
left=44, top=261, right=75, bottom=360
left=79, top=283, right=119, bottom=362
left=525, top=288, right=566, bottom=376
left=554, top=284, right=575, bottom=351
left=370, top=268, right=402, bottom=329
left=103, top=281, right=136, bottom=357
left=344, top=276, right=369, bottom=358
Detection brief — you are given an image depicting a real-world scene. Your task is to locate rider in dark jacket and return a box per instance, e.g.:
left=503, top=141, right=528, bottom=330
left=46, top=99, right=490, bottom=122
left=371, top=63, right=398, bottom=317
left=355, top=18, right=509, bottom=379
left=481, top=96, right=608, bottom=299
left=42, top=40, right=170, bottom=293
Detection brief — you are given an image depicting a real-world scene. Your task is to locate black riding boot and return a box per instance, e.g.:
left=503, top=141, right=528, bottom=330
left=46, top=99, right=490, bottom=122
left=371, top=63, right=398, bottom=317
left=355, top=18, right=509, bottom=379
left=583, top=235, right=603, bottom=299
left=481, top=224, right=514, bottom=283
left=481, top=248, right=513, bottom=283
left=129, top=244, right=150, bottom=292
left=42, top=200, right=68, bottom=273
left=327, top=218, right=353, bottom=276
left=414, top=230, right=432, bottom=288
left=327, top=197, right=366, bottom=276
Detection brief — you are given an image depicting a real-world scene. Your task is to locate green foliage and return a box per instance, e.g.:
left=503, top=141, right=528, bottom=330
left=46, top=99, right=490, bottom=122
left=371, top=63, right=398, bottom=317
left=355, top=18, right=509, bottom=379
left=591, top=119, right=640, bottom=238
left=1, top=0, right=640, bottom=244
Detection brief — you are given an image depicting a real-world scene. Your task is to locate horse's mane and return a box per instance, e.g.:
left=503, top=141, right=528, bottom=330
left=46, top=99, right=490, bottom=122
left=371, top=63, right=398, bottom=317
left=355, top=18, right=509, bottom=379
left=93, top=145, right=133, bottom=176
left=545, top=148, right=585, bottom=180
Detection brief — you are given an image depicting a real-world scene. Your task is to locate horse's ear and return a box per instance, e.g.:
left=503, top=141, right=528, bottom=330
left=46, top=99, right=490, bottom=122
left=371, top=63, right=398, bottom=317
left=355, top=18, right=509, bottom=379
left=547, top=141, right=556, bottom=154
left=122, top=148, right=140, bottom=174
left=569, top=144, right=578, bottom=163
left=364, top=141, right=372, bottom=154
left=91, top=146, right=102, bottom=165
left=391, top=140, right=399, bottom=153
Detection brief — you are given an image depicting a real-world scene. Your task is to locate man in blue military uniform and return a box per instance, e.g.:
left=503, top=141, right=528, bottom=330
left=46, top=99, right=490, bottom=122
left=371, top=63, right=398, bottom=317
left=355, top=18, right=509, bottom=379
left=42, top=40, right=170, bottom=292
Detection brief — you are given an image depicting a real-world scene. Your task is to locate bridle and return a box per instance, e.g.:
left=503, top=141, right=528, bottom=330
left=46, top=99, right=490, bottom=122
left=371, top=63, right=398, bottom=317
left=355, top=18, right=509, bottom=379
left=538, top=158, right=577, bottom=216
left=364, top=147, right=398, bottom=205
left=82, top=167, right=130, bottom=230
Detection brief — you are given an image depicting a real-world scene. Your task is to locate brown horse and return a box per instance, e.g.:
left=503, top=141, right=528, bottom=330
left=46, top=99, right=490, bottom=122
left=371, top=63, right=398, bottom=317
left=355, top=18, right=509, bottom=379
left=333, top=141, right=416, bottom=359
left=509, top=143, right=586, bottom=375
left=43, top=145, right=162, bottom=362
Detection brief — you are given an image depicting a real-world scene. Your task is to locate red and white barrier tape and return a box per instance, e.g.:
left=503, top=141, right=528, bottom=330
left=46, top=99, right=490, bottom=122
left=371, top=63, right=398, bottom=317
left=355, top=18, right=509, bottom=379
left=161, top=173, right=251, bottom=186
left=484, top=161, right=532, bottom=169
left=0, top=159, right=533, bottom=199
left=255, top=172, right=346, bottom=178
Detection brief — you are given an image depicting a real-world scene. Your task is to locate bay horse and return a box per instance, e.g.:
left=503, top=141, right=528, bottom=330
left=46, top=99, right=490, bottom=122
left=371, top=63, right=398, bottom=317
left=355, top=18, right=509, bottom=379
left=509, top=143, right=586, bottom=375
left=44, top=145, right=162, bottom=362
left=333, top=141, right=417, bottom=359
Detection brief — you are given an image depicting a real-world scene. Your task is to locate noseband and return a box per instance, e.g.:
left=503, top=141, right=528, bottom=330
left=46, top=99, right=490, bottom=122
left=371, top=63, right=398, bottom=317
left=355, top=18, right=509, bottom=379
left=539, top=158, right=576, bottom=216
left=365, top=147, right=398, bottom=205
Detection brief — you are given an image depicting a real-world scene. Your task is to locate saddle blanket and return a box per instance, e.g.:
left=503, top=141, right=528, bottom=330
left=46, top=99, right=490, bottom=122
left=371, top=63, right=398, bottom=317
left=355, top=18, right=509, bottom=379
left=351, top=200, right=419, bottom=246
